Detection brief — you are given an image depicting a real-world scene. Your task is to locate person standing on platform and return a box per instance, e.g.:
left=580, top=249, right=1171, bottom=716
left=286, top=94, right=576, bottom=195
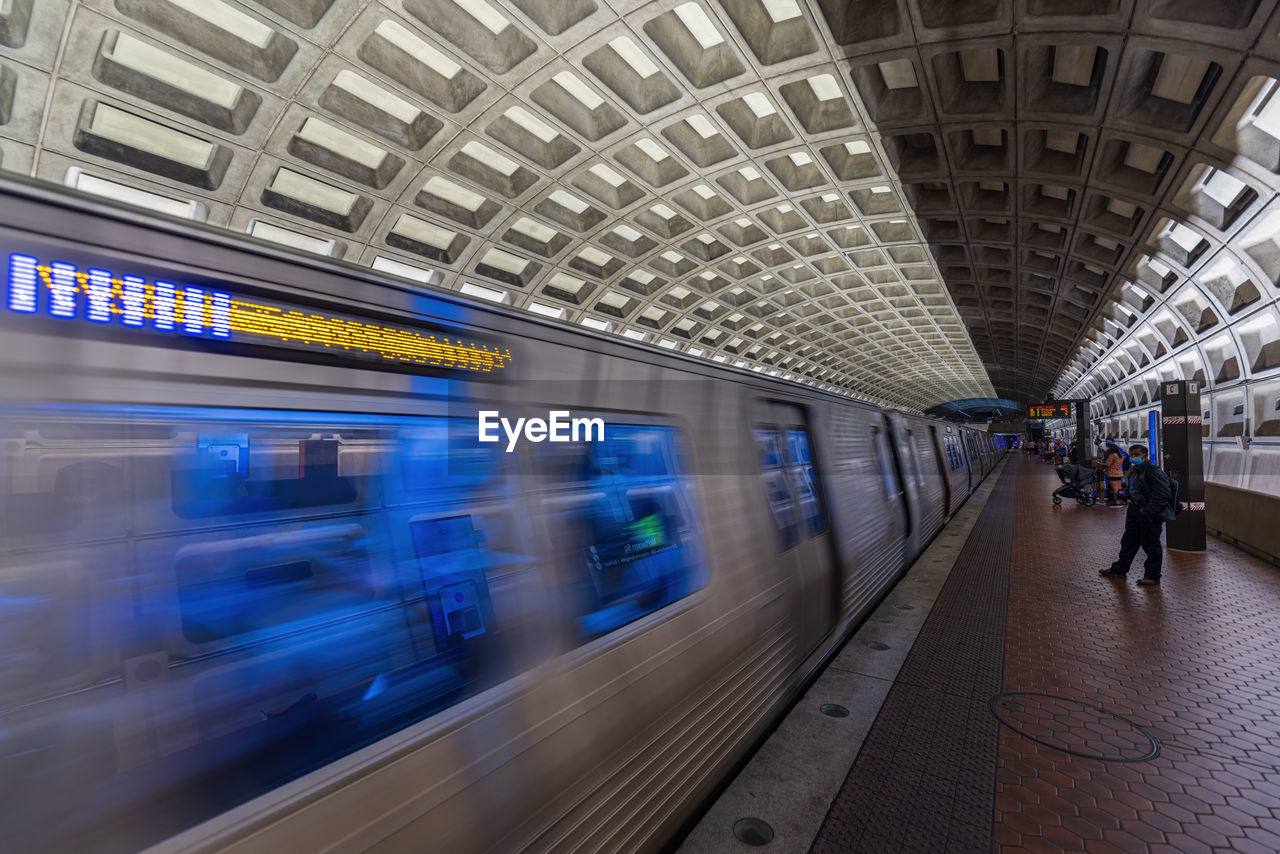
left=1099, top=444, right=1176, bottom=587
left=1102, top=442, right=1125, bottom=506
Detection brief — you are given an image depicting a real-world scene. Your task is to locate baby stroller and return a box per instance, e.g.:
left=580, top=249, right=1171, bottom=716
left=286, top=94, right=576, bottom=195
left=1053, top=463, right=1097, bottom=506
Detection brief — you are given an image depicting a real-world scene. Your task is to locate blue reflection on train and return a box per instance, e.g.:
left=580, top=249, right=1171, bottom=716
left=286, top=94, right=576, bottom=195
left=0, top=404, right=706, bottom=851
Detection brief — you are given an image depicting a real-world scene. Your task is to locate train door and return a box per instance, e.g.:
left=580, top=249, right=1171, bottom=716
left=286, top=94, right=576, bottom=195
left=962, top=432, right=977, bottom=492
left=752, top=402, right=836, bottom=656
left=928, top=425, right=952, bottom=516
left=883, top=414, right=918, bottom=560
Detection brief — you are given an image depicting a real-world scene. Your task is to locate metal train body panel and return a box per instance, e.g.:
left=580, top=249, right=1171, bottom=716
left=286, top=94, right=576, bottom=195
left=0, top=181, right=1005, bottom=854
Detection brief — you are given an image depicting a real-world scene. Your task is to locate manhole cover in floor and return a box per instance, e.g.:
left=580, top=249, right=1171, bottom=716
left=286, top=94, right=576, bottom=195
left=989, top=692, right=1160, bottom=762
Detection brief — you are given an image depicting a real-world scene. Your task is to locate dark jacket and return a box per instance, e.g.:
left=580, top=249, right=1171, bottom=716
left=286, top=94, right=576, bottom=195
left=1126, top=461, right=1175, bottom=522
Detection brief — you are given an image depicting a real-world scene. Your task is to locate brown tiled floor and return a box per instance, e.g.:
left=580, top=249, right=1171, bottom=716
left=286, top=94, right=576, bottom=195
left=809, top=453, right=1280, bottom=854
left=998, top=454, right=1280, bottom=853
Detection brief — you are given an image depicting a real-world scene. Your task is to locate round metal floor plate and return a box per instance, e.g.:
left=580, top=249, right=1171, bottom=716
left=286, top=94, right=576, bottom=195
left=989, top=692, right=1160, bottom=762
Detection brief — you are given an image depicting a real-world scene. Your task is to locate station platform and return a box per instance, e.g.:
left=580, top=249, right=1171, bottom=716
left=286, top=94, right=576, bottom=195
left=680, top=453, right=1280, bottom=854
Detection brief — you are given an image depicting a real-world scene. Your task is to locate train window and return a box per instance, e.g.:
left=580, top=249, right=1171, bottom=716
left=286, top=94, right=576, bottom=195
left=0, top=403, right=538, bottom=851
left=944, top=435, right=964, bottom=471
left=539, top=424, right=707, bottom=641
left=785, top=429, right=827, bottom=535
left=906, top=430, right=926, bottom=488
left=754, top=426, right=827, bottom=548
left=870, top=426, right=898, bottom=500
left=755, top=428, right=799, bottom=550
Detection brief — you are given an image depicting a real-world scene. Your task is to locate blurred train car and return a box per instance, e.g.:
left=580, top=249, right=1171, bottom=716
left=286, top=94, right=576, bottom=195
left=0, top=178, right=1004, bottom=854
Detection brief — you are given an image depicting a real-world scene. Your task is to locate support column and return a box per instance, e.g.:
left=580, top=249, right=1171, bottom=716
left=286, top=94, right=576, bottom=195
left=1075, top=399, right=1092, bottom=466
left=1160, top=380, right=1206, bottom=551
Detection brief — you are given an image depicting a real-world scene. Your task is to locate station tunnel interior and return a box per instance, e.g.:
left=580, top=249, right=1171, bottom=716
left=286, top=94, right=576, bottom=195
left=7, top=4, right=1280, bottom=853
left=5, top=1, right=1280, bottom=472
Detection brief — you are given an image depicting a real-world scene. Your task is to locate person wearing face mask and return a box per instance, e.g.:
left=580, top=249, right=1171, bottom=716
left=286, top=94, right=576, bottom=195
left=1099, top=444, right=1177, bottom=586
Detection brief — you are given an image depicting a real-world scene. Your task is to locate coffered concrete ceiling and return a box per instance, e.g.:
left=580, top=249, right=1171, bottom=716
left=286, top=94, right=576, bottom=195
left=4, top=0, right=1277, bottom=408
left=817, top=0, right=1280, bottom=404
left=0, top=0, right=999, bottom=411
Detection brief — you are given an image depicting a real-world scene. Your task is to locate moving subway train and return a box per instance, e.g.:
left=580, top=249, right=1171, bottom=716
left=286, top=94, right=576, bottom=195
left=0, top=178, right=1004, bottom=854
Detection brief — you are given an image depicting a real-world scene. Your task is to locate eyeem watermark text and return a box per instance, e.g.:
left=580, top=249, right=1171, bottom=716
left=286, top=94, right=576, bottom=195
left=478, top=410, right=605, bottom=452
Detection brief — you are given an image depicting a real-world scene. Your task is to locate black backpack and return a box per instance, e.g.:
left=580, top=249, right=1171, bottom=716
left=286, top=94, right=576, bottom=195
left=1168, top=474, right=1183, bottom=518
left=1144, top=467, right=1182, bottom=518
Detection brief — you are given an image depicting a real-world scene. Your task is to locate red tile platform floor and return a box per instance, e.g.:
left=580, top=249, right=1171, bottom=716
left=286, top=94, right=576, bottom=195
left=998, top=454, right=1280, bottom=853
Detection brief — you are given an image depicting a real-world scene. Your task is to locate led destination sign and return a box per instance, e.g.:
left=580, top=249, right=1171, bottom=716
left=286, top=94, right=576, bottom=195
left=5, top=253, right=511, bottom=373
left=1028, top=403, right=1073, bottom=419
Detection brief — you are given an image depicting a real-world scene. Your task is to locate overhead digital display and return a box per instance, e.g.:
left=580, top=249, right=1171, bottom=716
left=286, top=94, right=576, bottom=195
left=1028, top=403, right=1073, bottom=419
left=5, top=253, right=512, bottom=374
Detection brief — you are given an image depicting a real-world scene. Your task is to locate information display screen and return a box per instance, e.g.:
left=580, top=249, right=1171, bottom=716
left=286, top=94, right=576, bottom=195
left=1028, top=403, right=1073, bottom=419
left=4, top=252, right=512, bottom=374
